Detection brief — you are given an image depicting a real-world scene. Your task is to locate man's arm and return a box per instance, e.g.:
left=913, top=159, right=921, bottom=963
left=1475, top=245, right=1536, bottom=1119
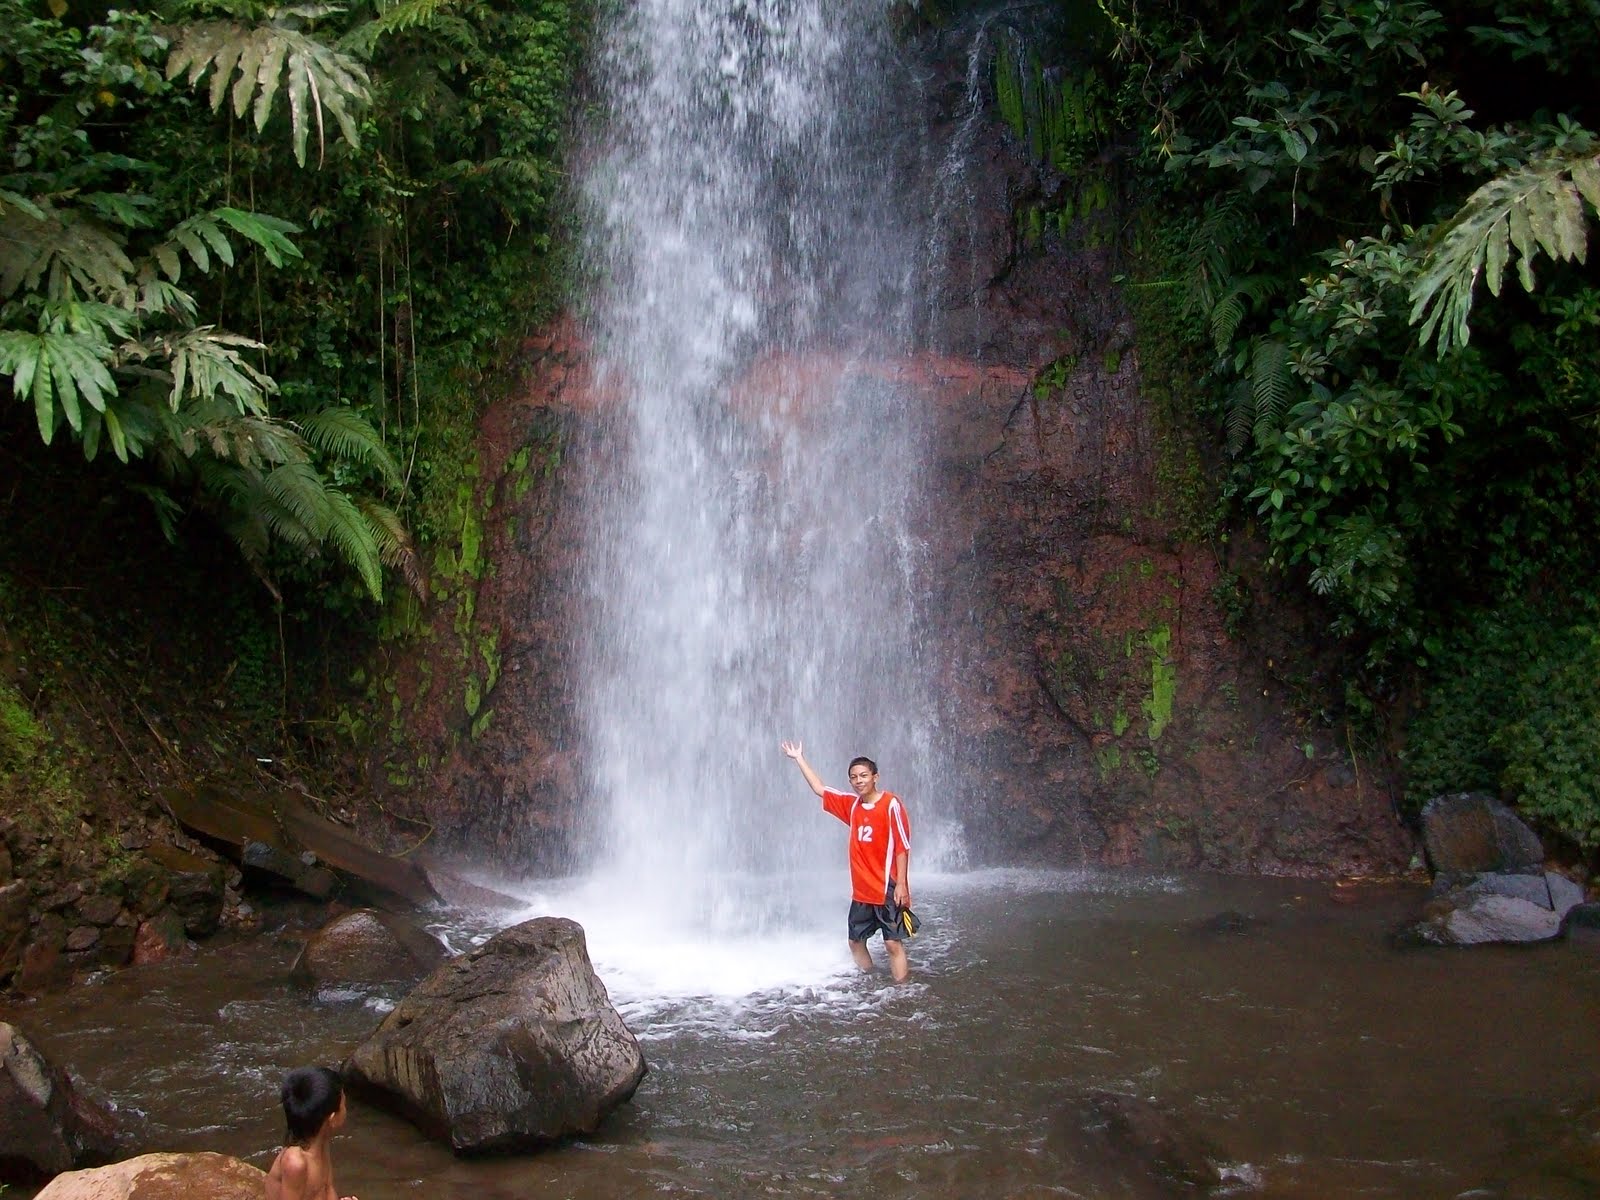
left=894, top=850, right=910, bottom=908
left=780, top=740, right=828, bottom=798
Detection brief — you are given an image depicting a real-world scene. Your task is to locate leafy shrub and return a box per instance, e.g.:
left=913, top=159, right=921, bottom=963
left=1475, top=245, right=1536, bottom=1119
left=1404, top=604, right=1600, bottom=849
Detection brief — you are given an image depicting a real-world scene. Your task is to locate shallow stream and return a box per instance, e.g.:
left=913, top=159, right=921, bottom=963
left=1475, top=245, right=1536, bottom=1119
left=7, top=870, right=1598, bottom=1199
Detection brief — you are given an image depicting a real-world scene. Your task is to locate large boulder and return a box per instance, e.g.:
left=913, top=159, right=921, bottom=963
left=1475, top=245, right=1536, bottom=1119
left=0, top=1023, right=118, bottom=1183
left=290, top=907, right=449, bottom=989
left=1420, top=792, right=1543, bottom=875
left=33, top=1152, right=264, bottom=1199
left=344, top=916, right=646, bottom=1154
left=1406, top=869, right=1586, bottom=947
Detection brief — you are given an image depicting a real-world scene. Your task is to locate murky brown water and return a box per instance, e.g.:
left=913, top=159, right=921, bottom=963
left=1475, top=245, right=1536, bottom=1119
left=6, top=870, right=1598, bottom=1199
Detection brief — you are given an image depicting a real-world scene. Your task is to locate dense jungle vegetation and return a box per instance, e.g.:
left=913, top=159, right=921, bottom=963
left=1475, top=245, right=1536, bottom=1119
left=965, top=0, right=1600, bottom=848
left=2, top=0, right=1597, bottom=860
left=0, top=0, right=580, bottom=600
left=0, top=0, right=583, bottom=826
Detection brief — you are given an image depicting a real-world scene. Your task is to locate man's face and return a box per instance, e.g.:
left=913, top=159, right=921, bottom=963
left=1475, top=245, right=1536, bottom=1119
left=848, top=765, right=876, bottom=795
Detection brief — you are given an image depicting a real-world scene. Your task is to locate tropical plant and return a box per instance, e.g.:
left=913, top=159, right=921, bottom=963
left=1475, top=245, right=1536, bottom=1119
left=0, top=2, right=429, bottom=601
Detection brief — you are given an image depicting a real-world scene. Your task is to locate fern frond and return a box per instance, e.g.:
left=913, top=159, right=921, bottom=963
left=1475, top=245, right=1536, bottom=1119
left=263, top=460, right=334, bottom=538
left=339, top=0, right=477, bottom=57
left=0, top=198, right=135, bottom=303
left=1251, top=338, right=1292, bottom=424
left=0, top=329, right=117, bottom=442
left=1225, top=377, right=1253, bottom=456
left=151, top=207, right=303, bottom=283
left=321, top=487, right=384, bottom=599
left=296, top=406, right=401, bottom=488
left=167, top=10, right=371, bottom=167
left=355, top=495, right=426, bottom=600
left=140, top=326, right=276, bottom=414
left=1411, top=150, right=1600, bottom=355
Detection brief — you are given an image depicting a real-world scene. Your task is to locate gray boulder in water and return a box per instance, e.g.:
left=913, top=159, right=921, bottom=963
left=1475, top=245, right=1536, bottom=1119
left=343, top=916, right=646, bottom=1154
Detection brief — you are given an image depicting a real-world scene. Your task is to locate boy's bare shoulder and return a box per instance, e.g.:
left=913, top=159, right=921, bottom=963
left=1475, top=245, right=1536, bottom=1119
left=266, top=1144, right=310, bottom=1199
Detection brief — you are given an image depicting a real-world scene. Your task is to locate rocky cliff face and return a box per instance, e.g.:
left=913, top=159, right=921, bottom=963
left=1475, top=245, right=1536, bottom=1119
left=379, top=76, right=1413, bottom=880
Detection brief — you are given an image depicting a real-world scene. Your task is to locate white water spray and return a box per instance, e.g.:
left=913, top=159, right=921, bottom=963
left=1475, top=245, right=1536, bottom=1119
left=569, top=0, right=954, bottom=992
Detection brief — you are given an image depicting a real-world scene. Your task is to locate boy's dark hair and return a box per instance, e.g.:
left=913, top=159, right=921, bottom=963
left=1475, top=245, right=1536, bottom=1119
left=848, top=756, right=878, bottom=775
left=281, top=1066, right=343, bottom=1144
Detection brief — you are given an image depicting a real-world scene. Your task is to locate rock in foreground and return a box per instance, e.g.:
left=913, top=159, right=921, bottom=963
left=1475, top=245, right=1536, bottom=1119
left=0, top=1023, right=118, bottom=1183
left=33, top=1152, right=264, bottom=1199
left=344, top=916, right=646, bottom=1154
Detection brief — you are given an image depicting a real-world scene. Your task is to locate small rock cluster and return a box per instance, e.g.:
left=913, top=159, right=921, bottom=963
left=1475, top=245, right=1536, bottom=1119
left=0, top=816, right=240, bottom=995
left=1405, top=792, right=1595, bottom=946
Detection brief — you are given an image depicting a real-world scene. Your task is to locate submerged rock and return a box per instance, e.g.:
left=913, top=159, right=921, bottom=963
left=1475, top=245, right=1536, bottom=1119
left=344, top=916, right=646, bottom=1154
left=1050, top=1089, right=1228, bottom=1192
left=290, top=907, right=448, bottom=988
left=33, top=1151, right=264, bottom=1199
left=0, top=1022, right=118, bottom=1183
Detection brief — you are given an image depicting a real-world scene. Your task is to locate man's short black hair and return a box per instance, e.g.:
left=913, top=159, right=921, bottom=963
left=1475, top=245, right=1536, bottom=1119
left=281, top=1066, right=343, bottom=1144
left=848, top=756, right=878, bottom=775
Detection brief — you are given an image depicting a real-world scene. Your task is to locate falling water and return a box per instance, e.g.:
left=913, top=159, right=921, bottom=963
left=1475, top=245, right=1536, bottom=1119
left=572, top=0, right=952, bottom=968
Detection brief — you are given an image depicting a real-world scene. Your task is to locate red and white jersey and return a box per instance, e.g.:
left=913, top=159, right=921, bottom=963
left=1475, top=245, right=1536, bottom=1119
left=821, top=788, right=911, bottom=902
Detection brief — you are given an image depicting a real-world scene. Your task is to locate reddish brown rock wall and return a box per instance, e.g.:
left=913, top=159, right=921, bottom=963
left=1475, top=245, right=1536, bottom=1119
left=381, top=277, right=1412, bottom=877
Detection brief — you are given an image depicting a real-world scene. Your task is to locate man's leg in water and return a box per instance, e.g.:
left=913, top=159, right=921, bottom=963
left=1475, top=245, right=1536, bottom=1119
left=885, top=938, right=909, bottom=983
left=848, top=939, right=874, bottom=972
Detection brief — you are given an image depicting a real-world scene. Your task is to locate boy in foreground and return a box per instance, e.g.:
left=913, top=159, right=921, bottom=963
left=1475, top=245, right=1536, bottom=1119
left=266, top=1066, right=359, bottom=1200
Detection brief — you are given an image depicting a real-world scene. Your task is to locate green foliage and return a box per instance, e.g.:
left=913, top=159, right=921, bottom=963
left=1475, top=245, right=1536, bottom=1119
left=1411, top=140, right=1600, bottom=354
left=1404, top=605, right=1600, bottom=849
left=1096, top=0, right=1600, bottom=667
left=0, top=672, right=81, bottom=839
left=0, top=0, right=584, bottom=614
left=165, top=4, right=371, bottom=168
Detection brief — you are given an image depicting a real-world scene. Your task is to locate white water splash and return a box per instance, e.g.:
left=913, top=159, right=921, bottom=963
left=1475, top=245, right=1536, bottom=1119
left=570, top=0, right=958, bottom=979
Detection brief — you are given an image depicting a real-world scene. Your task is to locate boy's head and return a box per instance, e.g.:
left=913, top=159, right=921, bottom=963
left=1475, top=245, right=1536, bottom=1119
left=281, top=1066, right=344, bottom=1144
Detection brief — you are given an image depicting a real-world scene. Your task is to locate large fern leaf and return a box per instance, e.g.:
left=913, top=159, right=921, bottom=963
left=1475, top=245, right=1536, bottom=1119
left=297, top=406, right=402, bottom=488
left=166, top=7, right=372, bottom=167
left=355, top=495, right=426, bottom=599
left=321, top=487, right=385, bottom=599
left=139, top=327, right=276, bottom=414
left=0, top=198, right=135, bottom=303
left=1251, top=338, right=1292, bottom=425
left=1411, top=150, right=1600, bottom=355
left=0, top=329, right=116, bottom=441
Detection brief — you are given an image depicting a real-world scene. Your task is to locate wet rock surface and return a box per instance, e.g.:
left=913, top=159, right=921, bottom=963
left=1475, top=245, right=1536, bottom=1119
left=1050, top=1089, right=1229, bottom=1193
left=344, top=916, right=646, bottom=1154
left=290, top=907, right=448, bottom=988
left=1421, top=792, right=1545, bottom=875
left=0, top=1022, right=119, bottom=1183
left=32, top=1151, right=265, bottom=1199
left=1402, top=796, right=1590, bottom=946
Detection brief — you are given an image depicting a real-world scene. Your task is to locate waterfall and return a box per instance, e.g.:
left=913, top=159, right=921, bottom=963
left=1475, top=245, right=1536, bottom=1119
left=572, top=0, right=951, bottom=961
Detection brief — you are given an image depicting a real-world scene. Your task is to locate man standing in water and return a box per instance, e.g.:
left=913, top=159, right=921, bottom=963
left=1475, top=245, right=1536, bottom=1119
left=780, top=740, right=913, bottom=981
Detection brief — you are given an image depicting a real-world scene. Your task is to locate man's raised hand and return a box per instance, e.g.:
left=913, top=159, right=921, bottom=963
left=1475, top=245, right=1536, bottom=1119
left=780, top=740, right=803, bottom=760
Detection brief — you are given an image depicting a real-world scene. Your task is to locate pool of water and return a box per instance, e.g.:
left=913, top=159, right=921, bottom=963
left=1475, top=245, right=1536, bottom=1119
left=6, top=869, right=1598, bottom=1198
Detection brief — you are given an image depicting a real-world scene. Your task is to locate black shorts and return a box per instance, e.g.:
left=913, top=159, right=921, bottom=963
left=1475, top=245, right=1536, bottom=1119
left=848, top=881, right=906, bottom=943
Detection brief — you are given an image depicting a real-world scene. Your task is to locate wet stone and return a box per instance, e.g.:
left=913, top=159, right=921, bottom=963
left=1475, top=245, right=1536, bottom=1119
left=75, top=895, right=122, bottom=927
left=64, top=927, right=99, bottom=953
left=41, top=884, right=84, bottom=913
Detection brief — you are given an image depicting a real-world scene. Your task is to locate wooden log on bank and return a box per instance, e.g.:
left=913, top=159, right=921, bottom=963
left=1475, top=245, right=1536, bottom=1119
left=161, top=785, right=439, bottom=908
